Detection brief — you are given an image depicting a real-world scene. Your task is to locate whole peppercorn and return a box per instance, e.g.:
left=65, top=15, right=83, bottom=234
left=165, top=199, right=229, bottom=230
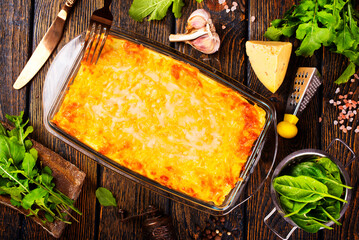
left=195, top=215, right=241, bottom=240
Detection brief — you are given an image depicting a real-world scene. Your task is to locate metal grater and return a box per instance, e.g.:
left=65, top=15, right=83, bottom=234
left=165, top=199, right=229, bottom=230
left=277, top=67, right=322, bottom=138
left=285, top=67, right=322, bottom=117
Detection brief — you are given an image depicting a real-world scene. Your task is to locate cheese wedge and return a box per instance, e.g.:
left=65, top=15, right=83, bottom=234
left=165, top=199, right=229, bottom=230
left=246, top=41, right=292, bottom=93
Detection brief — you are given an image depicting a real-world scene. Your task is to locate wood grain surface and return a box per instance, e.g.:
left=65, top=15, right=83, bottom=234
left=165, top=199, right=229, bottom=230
left=0, top=0, right=358, bottom=239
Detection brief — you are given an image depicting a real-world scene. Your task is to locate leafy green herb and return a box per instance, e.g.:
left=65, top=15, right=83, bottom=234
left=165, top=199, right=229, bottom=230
left=273, top=156, right=350, bottom=233
left=96, top=187, right=117, bottom=207
left=289, top=161, right=351, bottom=192
left=291, top=214, right=333, bottom=233
left=280, top=196, right=318, bottom=217
left=264, top=0, right=359, bottom=84
left=0, top=112, right=81, bottom=224
left=129, top=0, right=203, bottom=22
left=273, top=175, right=346, bottom=203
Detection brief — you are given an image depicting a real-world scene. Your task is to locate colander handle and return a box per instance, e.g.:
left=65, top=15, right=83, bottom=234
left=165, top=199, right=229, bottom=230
left=326, top=138, right=356, bottom=168
left=264, top=208, right=298, bottom=240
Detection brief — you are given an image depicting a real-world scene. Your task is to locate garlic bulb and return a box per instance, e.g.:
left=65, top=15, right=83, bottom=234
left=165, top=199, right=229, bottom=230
left=169, top=9, right=220, bottom=54
left=187, top=9, right=212, bottom=30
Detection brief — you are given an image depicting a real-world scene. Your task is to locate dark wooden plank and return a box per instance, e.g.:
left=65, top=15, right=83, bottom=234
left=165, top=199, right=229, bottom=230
left=97, top=1, right=174, bottom=239
left=0, top=0, right=32, bottom=239
left=171, top=1, right=248, bottom=240
left=247, top=0, right=322, bottom=240
left=22, top=0, right=99, bottom=239
left=321, top=50, right=359, bottom=240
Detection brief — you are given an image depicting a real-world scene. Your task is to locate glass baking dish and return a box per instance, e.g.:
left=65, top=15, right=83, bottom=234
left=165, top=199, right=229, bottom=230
left=43, top=27, right=278, bottom=215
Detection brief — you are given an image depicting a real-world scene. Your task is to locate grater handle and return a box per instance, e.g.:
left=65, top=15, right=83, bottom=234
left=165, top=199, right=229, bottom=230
left=277, top=114, right=299, bottom=139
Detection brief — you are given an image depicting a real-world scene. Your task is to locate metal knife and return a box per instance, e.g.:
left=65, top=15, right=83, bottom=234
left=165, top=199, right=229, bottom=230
left=13, top=0, right=77, bottom=90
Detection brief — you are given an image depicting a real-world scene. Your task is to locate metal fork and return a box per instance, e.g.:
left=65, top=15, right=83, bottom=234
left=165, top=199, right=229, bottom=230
left=83, top=0, right=113, bottom=64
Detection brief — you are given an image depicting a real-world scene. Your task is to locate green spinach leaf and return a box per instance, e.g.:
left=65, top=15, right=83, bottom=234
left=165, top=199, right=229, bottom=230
left=289, top=161, right=351, bottom=194
left=273, top=175, right=346, bottom=203
left=280, top=196, right=318, bottom=217
left=291, top=214, right=333, bottom=233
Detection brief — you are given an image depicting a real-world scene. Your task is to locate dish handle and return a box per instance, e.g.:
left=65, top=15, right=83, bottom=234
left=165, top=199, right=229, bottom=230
left=264, top=208, right=298, bottom=240
left=325, top=138, right=356, bottom=168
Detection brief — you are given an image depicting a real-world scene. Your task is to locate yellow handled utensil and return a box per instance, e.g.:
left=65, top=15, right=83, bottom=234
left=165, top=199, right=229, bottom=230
left=277, top=68, right=322, bottom=139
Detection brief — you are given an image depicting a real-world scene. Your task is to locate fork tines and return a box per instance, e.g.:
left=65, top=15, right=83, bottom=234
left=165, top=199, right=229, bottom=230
left=83, top=0, right=113, bottom=64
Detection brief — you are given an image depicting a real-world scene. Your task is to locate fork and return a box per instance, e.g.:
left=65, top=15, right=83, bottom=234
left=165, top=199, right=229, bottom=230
left=83, top=0, right=113, bottom=64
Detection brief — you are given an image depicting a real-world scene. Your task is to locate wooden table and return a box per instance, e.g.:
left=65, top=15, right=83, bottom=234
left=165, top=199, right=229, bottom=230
left=1, top=0, right=358, bottom=239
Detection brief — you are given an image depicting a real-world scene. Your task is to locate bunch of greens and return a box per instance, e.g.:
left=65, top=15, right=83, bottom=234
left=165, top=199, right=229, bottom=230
left=129, top=0, right=203, bottom=22
left=0, top=112, right=81, bottom=224
left=273, top=157, right=352, bottom=233
left=264, top=0, right=359, bottom=84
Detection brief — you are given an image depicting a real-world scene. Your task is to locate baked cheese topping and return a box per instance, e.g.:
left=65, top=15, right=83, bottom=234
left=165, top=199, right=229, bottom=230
left=52, top=36, right=266, bottom=205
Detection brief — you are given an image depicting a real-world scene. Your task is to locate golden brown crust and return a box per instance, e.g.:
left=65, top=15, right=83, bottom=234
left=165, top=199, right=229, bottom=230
left=52, top=37, right=266, bottom=205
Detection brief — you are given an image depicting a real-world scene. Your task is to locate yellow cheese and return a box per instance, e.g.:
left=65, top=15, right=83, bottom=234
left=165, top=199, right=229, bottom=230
left=246, top=41, right=292, bottom=93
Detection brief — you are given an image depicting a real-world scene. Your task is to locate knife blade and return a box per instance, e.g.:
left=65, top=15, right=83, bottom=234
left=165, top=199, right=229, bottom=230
left=13, top=0, right=77, bottom=90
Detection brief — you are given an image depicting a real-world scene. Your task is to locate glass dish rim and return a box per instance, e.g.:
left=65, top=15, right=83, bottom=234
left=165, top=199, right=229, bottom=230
left=44, top=27, right=277, bottom=214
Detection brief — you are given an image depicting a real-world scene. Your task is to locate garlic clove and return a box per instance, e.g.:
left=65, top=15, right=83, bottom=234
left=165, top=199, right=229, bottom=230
left=169, top=9, right=221, bottom=54
left=187, top=15, right=208, bottom=29
left=169, top=28, right=208, bottom=42
left=187, top=32, right=220, bottom=54
left=187, top=9, right=212, bottom=30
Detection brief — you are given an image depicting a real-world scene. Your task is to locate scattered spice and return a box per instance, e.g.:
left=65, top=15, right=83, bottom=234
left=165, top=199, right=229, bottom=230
left=193, top=216, right=241, bottom=240
left=328, top=85, right=358, bottom=134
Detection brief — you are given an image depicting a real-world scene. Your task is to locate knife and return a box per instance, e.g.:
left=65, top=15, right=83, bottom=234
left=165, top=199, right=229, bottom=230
left=13, top=0, right=77, bottom=90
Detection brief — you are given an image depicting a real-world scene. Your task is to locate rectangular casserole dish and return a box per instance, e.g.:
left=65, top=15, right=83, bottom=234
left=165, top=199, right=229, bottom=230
left=43, top=28, right=277, bottom=215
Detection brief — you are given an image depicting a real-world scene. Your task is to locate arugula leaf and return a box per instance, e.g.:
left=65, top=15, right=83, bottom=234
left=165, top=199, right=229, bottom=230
left=22, top=188, right=48, bottom=210
left=295, top=22, right=332, bottom=56
left=335, top=61, right=356, bottom=84
left=265, top=0, right=359, bottom=84
left=172, top=0, right=185, bottom=18
left=264, top=26, right=284, bottom=41
left=0, top=124, right=6, bottom=136
left=129, top=0, right=202, bottom=22
left=0, top=113, right=81, bottom=224
left=40, top=166, right=54, bottom=187
left=22, top=153, right=36, bottom=177
left=96, top=187, right=117, bottom=207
